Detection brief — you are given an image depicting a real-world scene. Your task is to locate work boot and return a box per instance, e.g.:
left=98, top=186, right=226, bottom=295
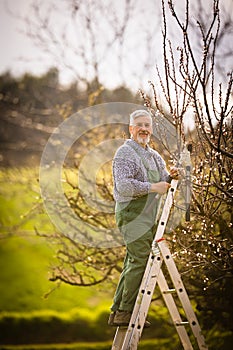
left=113, top=310, right=131, bottom=326
left=113, top=310, right=151, bottom=328
left=108, top=311, right=116, bottom=326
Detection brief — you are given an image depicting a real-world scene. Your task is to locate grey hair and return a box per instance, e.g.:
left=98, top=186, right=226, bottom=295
left=129, top=109, right=152, bottom=126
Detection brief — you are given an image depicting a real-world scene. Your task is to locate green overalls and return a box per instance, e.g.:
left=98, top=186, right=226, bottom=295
left=111, top=157, right=161, bottom=312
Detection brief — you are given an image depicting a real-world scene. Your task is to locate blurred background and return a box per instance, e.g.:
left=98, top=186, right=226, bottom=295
left=0, top=0, right=232, bottom=349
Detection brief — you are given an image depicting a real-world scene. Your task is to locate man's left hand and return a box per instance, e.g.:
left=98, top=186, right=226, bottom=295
left=169, top=167, right=179, bottom=179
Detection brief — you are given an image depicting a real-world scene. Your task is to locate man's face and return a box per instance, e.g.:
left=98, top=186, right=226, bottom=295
left=129, top=115, right=153, bottom=146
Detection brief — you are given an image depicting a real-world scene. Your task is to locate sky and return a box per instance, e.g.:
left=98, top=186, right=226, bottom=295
left=0, top=0, right=160, bottom=90
left=0, top=0, right=232, bottom=91
left=0, top=0, right=53, bottom=79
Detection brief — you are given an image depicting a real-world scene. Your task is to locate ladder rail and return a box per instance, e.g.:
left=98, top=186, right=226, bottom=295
left=111, top=251, right=163, bottom=350
left=158, top=269, right=194, bottom=350
left=112, top=327, right=128, bottom=350
left=159, top=240, right=208, bottom=350
left=121, top=253, right=163, bottom=349
left=154, top=179, right=178, bottom=242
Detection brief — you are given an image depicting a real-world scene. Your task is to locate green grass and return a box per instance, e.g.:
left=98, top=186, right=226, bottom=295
left=0, top=168, right=229, bottom=349
left=0, top=338, right=178, bottom=350
left=0, top=167, right=182, bottom=347
left=0, top=234, right=113, bottom=312
left=0, top=167, right=53, bottom=232
left=0, top=167, right=113, bottom=314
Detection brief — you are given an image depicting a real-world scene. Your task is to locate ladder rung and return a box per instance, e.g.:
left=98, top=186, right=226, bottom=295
left=175, top=321, right=189, bottom=326
left=162, top=288, right=176, bottom=294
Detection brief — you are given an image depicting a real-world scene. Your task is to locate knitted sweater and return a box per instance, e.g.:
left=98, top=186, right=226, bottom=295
left=112, top=139, right=170, bottom=203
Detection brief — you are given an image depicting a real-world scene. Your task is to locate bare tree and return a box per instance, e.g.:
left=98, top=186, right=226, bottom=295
left=6, top=0, right=161, bottom=92
left=34, top=0, right=232, bottom=296
left=139, top=0, right=232, bottom=338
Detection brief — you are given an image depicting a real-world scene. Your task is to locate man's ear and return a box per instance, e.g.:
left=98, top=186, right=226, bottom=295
left=129, top=125, right=133, bottom=134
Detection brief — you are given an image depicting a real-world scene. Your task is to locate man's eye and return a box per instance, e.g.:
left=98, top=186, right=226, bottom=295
left=135, top=123, right=151, bottom=127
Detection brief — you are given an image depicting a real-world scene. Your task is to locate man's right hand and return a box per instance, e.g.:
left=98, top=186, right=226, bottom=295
left=150, top=182, right=171, bottom=195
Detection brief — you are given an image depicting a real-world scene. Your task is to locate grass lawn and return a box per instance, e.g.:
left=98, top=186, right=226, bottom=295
left=0, top=338, right=177, bottom=350
left=0, top=167, right=113, bottom=314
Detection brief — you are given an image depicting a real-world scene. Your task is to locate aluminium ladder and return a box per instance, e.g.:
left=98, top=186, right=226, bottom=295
left=111, top=178, right=208, bottom=350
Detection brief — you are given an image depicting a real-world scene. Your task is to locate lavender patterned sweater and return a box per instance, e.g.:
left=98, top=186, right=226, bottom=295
left=113, top=139, right=170, bottom=203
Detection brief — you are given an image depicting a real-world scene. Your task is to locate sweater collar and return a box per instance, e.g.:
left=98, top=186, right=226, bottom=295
left=126, top=139, right=151, bottom=153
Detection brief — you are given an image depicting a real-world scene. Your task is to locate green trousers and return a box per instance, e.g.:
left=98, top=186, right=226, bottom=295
left=112, top=169, right=160, bottom=312
left=111, top=228, right=154, bottom=312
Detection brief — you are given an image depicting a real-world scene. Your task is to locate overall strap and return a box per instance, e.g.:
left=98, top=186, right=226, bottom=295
left=127, top=141, right=161, bottom=182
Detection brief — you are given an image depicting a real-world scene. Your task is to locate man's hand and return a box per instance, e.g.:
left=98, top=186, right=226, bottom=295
left=150, top=182, right=171, bottom=195
left=169, top=167, right=179, bottom=179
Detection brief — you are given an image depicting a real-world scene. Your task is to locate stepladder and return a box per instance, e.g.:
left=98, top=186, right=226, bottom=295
left=111, top=179, right=208, bottom=350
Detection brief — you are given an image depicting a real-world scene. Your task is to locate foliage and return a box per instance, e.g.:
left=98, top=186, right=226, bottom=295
left=0, top=339, right=180, bottom=350
left=0, top=68, right=139, bottom=168
left=0, top=309, right=114, bottom=344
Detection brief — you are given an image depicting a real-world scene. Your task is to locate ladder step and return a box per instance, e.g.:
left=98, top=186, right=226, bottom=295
left=163, top=288, right=176, bottom=294
left=175, top=321, right=189, bottom=326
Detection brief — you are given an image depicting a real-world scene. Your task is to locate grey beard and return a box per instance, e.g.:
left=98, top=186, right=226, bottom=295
left=137, top=135, right=150, bottom=145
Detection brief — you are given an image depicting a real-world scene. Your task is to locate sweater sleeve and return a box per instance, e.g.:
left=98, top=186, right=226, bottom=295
left=113, top=154, right=151, bottom=201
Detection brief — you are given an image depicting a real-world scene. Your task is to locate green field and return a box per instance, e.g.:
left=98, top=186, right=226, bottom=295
left=0, top=168, right=118, bottom=345
left=0, top=339, right=179, bottom=350
left=1, top=168, right=231, bottom=349
left=0, top=168, right=178, bottom=347
left=0, top=168, right=112, bottom=312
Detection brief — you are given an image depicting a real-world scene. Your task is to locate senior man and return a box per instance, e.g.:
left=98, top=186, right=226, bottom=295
left=108, top=109, right=178, bottom=327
